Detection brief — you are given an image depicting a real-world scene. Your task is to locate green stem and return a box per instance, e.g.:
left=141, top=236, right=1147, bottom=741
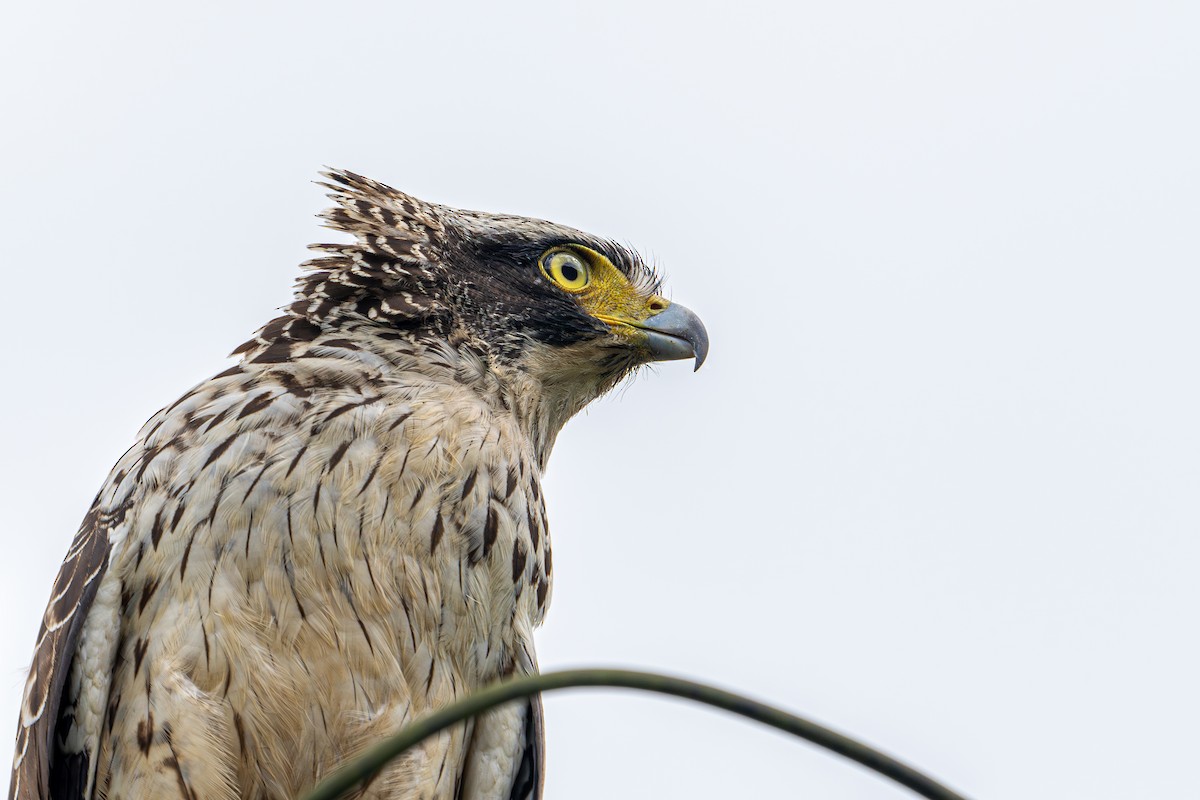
left=301, top=668, right=969, bottom=800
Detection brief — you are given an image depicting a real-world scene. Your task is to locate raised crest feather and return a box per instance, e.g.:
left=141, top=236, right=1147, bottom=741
left=314, top=168, right=449, bottom=261
left=233, top=171, right=457, bottom=359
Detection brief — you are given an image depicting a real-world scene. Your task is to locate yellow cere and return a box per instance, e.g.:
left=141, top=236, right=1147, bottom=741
left=540, top=245, right=668, bottom=330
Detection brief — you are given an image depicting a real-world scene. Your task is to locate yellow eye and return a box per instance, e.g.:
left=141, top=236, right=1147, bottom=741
left=540, top=249, right=591, bottom=292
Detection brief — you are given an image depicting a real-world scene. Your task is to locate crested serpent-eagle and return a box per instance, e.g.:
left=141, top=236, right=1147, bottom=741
left=10, top=171, right=708, bottom=800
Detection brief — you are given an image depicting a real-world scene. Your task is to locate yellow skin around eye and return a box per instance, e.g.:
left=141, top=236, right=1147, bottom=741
left=552, top=245, right=666, bottom=330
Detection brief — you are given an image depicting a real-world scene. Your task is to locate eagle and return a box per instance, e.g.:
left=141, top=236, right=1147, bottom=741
left=10, top=171, right=708, bottom=800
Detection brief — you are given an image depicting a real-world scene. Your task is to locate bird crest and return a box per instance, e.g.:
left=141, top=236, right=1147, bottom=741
left=233, top=170, right=457, bottom=362
left=304, top=169, right=453, bottom=325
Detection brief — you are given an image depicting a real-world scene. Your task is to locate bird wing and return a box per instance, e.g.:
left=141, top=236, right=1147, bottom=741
left=508, top=695, right=544, bottom=800
left=10, top=493, right=126, bottom=800
left=457, top=693, right=544, bottom=800
left=457, top=637, right=543, bottom=800
left=509, top=638, right=544, bottom=800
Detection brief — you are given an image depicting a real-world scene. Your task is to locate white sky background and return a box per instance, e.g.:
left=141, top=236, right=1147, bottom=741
left=1, top=1, right=1197, bottom=797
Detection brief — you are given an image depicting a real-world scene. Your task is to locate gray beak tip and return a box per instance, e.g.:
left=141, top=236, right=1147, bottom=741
left=639, top=301, right=709, bottom=371
left=692, top=328, right=710, bottom=372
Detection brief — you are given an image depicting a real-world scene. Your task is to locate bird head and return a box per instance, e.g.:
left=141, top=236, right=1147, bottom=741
left=237, top=170, right=708, bottom=443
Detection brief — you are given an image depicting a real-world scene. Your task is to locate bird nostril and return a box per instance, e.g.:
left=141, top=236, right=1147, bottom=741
left=648, top=299, right=667, bottom=312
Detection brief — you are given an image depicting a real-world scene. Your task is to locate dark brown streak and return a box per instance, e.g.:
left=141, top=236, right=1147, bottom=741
left=135, top=709, right=154, bottom=756
left=179, top=530, right=196, bottom=580
left=170, top=503, right=187, bottom=535
left=202, top=431, right=242, bottom=470
left=277, top=371, right=311, bottom=398
left=163, top=736, right=195, bottom=800
left=398, top=445, right=413, bottom=478
left=133, top=638, right=149, bottom=675
left=105, top=693, right=120, bottom=734
left=327, top=440, right=352, bottom=472
left=213, top=365, right=244, bottom=380
left=386, top=411, right=413, bottom=432
left=150, top=509, right=166, bottom=549
left=324, top=395, right=381, bottom=423
left=169, top=480, right=195, bottom=500
left=285, top=557, right=308, bottom=620
left=527, top=506, right=540, bottom=550
left=206, top=481, right=228, bottom=527
left=163, top=388, right=199, bottom=417
left=200, top=405, right=234, bottom=434
left=319, top=337, right=362, bottom=351
left=241, top=461, right=272, bottom=503
left=137, top=579, right=159, bottom=615
left=285, top=443, right=310, bottom=478
left=238, top=391, right=276, bottom=419
left=400, top=597, right=417, bottom=651
left=363, top=551, right=379, bottom=594
left=409, top=483, right=425, bottom=511
left=482, top=504, right=499, bottom=559
left=244, top=512, right=255, bottom=558
left=339, top=585, right=375, bottom=656
left=512, top=541, right=527, bottom=583
left=357, top=454, right=385, bottom=496
left=134, top=446, right=163, bottom=482
left=461, top=468, right=478, bottom=500
left=435, top=746, right=449, bottom=784
left=430, top=514, right=444, bottom=553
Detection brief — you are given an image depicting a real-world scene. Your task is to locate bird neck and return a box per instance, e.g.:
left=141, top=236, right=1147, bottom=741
left=393, top=333, right=617, bottom=471
left=234, top=315, right=616, bottom=470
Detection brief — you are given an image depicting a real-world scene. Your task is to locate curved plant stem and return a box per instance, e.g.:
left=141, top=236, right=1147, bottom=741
left=301, top=668, right=969, bottom=800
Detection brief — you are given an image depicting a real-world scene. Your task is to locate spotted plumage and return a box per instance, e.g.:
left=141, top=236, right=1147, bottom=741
left=11, top=171, right=708, bottom=800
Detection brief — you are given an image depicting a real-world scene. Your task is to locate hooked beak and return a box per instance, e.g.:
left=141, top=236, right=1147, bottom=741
left=627, top=302, right=709, bottom=371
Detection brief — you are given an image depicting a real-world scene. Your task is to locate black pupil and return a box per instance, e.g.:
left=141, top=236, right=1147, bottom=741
left=560, top=262, right=579, bottom=282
